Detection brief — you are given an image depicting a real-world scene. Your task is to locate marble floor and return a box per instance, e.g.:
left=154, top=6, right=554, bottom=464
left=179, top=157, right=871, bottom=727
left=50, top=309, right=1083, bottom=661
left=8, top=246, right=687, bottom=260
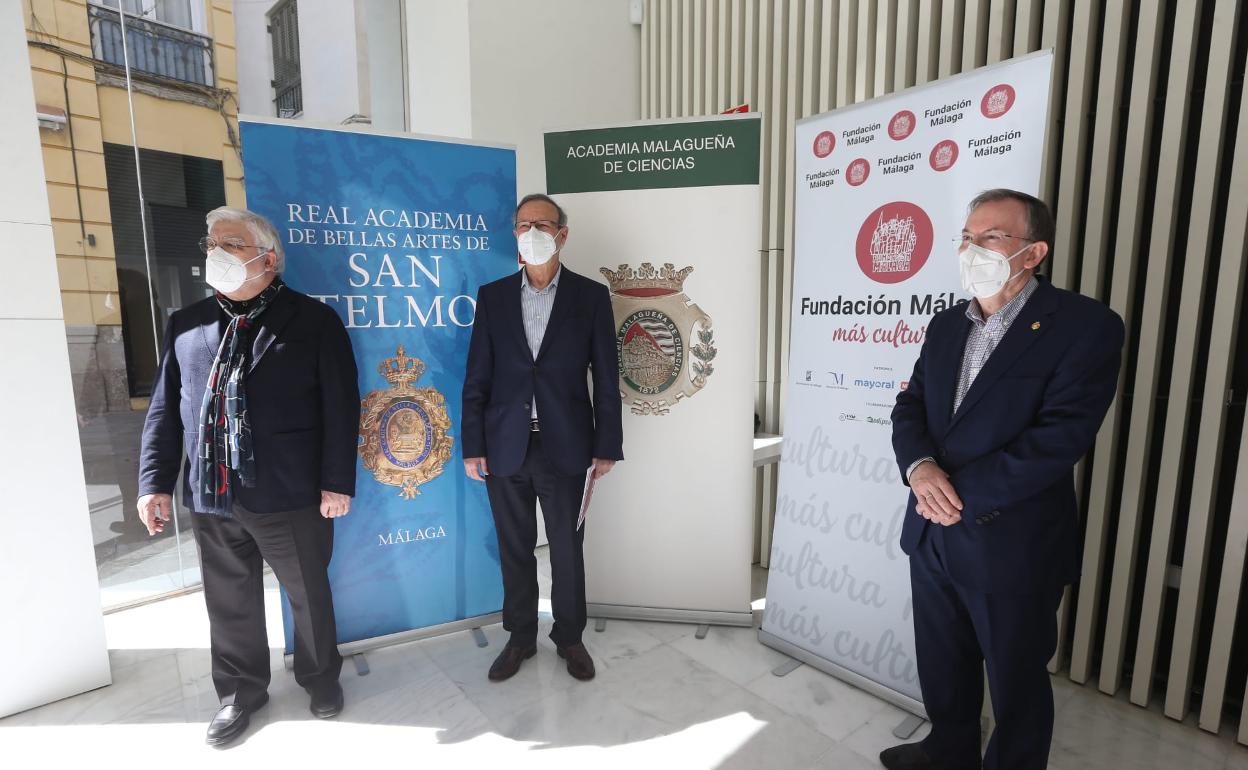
left=2, top=550, right=1246, bottom=770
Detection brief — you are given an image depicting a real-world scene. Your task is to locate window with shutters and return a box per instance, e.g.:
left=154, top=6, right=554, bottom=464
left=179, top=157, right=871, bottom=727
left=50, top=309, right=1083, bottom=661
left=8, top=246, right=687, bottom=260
left=269, top=0, right=302, bottom=118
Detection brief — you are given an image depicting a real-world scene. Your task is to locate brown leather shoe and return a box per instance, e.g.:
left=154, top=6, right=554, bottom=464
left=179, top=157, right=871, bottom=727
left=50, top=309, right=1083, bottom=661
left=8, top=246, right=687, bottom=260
left=557, top=643, right=596, bottom=681
left=488, top=644, right=536, bottom=682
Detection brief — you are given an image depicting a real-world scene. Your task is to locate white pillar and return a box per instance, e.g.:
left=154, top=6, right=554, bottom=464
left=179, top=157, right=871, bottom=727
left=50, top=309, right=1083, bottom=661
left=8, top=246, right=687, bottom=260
left=0, top=3, right=111, bottom=717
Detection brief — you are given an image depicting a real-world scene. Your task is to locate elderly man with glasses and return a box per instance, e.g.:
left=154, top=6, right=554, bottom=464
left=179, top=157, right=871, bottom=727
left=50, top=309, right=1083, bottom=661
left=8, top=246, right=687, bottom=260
left=883, top=189, right=1125, bottom=770
left=136, top=206, right=360, bottom=746
left=461, top=193, right=623, bottom=683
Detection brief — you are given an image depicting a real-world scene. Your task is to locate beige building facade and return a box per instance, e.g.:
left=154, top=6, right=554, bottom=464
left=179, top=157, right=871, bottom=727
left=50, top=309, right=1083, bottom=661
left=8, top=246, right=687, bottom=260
left=23, top=0, right=244, bottom=417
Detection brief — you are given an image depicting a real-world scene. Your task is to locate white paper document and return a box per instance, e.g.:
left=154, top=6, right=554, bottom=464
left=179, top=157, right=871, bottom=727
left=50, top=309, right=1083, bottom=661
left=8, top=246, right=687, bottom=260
left=577, top=466, right=596, bottom=531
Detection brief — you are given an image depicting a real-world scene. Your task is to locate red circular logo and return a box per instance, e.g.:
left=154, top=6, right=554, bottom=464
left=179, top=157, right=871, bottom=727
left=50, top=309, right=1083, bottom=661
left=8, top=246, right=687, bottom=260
left=980, top=84, right=1016, bottom=118
left=888, top=110, right=916, bottom=140
left=846, top=158, right=871, bottom=187
left=813, top=130, right=836, bottom=158
left=855, top=201, right=934, bottom=284
left=929, top=139, right=959, bottom=171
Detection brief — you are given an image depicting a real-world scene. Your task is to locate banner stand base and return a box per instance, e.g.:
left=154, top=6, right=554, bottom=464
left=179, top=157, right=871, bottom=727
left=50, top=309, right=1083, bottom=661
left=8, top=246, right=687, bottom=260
left=772, top=659, right=803, bottom=677
left=471, top=627, right=489, bottom=648
left=893, top=714, right=926, bottom=739
left=757, top=629, right=926, bottom=719
left=351, top=654, right=370, bottom=676
left=284, top=612, right=503, bottom=670
left=587, top=603, right=754, bottom=628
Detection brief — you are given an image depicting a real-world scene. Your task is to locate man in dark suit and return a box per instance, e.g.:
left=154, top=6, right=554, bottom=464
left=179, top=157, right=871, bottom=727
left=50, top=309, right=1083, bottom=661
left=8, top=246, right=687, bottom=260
left=884, top=189, right=1124, bottom=770
left=462, top=193, right=623, bottom=683
left=137, top=207, right=359, bottom=746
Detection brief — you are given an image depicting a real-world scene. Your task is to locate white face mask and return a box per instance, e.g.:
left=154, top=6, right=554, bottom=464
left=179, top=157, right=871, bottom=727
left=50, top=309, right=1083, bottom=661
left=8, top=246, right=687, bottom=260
left=517, top=227, right=559, bottom=266
left=205, top=246, right=268, bottom=294
left=958, top=242, right=1030, bottom=299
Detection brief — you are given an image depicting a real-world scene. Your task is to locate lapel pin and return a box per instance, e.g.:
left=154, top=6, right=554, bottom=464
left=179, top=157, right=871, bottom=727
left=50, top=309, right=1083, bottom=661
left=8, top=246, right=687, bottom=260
left=1031, top=321, right=1041, bottom=331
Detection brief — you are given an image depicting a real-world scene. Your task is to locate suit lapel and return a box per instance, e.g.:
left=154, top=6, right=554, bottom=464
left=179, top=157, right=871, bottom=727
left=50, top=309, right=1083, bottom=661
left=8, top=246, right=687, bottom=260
left=248, top=289, right=299, bottom=374
left=199, top=301, right=222, bottom=359
left=928, top=312, right=971, bottom=436
left=945, top=282, right=1060, bottom=434
left=501, top=271, right=534, bottom=362
left=535, top=268, right=576, bottom=362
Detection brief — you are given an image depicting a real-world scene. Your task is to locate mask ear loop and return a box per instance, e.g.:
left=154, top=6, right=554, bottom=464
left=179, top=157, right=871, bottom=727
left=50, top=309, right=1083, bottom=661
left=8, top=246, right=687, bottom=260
left=1001, top=242, right=1034, bottom=286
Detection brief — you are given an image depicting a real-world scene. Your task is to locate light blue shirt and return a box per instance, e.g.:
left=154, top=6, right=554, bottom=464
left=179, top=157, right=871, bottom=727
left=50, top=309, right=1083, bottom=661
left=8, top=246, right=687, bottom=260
left=520, top=266, right=560, bottom=419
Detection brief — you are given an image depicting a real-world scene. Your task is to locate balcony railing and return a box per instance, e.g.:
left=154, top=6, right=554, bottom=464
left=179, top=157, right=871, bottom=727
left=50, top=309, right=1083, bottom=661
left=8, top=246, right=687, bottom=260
left=275, top=78, right=302, bottom=118
left=88, top=3, right=215, bottom=88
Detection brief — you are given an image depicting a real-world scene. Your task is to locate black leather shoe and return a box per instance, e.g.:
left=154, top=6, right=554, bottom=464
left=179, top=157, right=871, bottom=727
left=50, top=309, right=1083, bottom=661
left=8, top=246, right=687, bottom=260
left=205, top=693, right=267, bottom=747
left=488, top=643, right=536, bottom=682
left=557, top=643, right=596, bottom=681
left=880, top=742, right=976, bottom=770
left=309, top=681, right=344, bottom=719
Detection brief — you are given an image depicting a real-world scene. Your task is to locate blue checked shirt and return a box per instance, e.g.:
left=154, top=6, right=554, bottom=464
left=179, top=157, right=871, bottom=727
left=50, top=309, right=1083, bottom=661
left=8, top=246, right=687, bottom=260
left=907, top=276, right=1039, bottom=481
left=520, top=266, right=560, bottom=420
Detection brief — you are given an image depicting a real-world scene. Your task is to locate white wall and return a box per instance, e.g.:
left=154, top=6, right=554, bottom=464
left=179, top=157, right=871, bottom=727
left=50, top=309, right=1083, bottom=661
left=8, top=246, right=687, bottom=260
left=0, top=3, right=111, bottom=717
left=468, top=0, right=641, bottom=194
left=235, top=0, right=365, bottom=124
left=404, top=0, right=473, bottom=137
left=298, top=0, right=365, bottom=122
left=233, top=0, right=273, bottom=117
left=404, top=0, right=641, bottom=194
left=363, top=0, right=406, bottom=131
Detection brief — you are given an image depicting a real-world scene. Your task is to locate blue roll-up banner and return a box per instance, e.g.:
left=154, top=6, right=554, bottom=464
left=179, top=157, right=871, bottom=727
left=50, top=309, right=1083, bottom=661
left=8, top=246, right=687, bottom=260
left=238, top=117, right=514, bottom=653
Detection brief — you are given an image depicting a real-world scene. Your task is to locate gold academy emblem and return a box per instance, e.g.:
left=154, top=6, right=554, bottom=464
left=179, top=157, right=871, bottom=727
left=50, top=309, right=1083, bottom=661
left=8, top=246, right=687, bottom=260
left=600, top=262, right=716, bottom=416
left=359, top=346, right=453, bottom=499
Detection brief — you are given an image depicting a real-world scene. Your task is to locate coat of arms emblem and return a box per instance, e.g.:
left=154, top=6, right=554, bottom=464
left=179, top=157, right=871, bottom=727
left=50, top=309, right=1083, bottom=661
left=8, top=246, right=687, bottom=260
left=359, top=345, right=453, bottom=499
left=600, top=262, right=716, bottom=416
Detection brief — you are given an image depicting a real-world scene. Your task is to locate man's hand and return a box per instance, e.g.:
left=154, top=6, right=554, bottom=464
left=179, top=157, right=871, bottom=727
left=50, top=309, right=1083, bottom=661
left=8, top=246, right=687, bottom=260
left=910, top=461, right=964, bottom=526
left=591, top=458, right=616, bottom=480
left=320, top=490, right=351, bottom=519
left=137, top=493, right=173, bottom=536
left=464, top=457, right=489, bottom=481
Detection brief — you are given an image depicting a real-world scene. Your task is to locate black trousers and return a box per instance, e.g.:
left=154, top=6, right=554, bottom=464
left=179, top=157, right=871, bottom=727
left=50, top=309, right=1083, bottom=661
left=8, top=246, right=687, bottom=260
left=484, top=431, right=587, bottom=649
left=191, top=501, right=342, bottom=707
left=910, top=527, right=1064, bottom=770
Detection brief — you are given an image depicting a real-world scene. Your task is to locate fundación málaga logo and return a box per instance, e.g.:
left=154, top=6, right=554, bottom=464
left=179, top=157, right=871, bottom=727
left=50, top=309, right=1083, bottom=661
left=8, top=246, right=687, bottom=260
left=359, top=345, right=453, bottom=499
left=846, top=158, right=871, bottom=186
left=981, top=83, right=1017, bottom=118
left=601, top=262, right=716, bottom=416
left=855, top=202, right=934, bottom=284
left=888, top=110, right=916, bottom=141
left=813, top=130, right=836, bottom=158
left=929, top=139, right=959, bottom=171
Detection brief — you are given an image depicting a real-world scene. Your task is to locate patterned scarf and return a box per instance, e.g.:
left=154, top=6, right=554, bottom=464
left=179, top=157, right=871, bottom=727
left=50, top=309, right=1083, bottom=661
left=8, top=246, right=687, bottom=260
left=197, top=278, right=284, bottom=516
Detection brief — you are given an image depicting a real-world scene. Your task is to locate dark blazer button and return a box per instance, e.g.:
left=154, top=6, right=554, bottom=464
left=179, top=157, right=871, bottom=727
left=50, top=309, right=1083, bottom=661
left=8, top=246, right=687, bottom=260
left=939, top=448, right=948, bottom=458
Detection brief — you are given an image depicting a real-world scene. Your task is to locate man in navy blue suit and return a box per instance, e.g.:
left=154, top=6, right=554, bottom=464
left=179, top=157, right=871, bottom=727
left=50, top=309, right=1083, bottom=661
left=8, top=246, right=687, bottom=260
left=462, top=193, right=624, bottom=683
left=137, top=207, right=359, bottom=746
left=884, top=189, right=1124, bottom=770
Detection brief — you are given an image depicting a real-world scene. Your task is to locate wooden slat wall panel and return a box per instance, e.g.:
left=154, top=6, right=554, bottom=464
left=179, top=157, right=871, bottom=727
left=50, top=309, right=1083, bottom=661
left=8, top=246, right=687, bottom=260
left=838, top=0, right=858, bottom=106
left=875, top=0, right=897, bottom=95
left=637, top=0, right=1248, bottom=742
left=1200, top=36, right=1248, bottom=732
left=914, top=0, right=940, bottom=85
left=894, top=0, right=916, bottom=91
left=1083, top=0, right=1164, bottom=693
left=1162, top=0, right=1243, bottom=719
left=820, top=0, right=838, bottom=111
left=1123, top=0, right=1204, bottom=709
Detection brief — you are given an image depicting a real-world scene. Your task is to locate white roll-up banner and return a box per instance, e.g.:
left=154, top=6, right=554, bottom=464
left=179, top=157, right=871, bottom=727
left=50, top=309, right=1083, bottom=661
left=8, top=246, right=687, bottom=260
left=543, top=114, right=761, bottom=625
left=761, top=52, right=1055, bottom=714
